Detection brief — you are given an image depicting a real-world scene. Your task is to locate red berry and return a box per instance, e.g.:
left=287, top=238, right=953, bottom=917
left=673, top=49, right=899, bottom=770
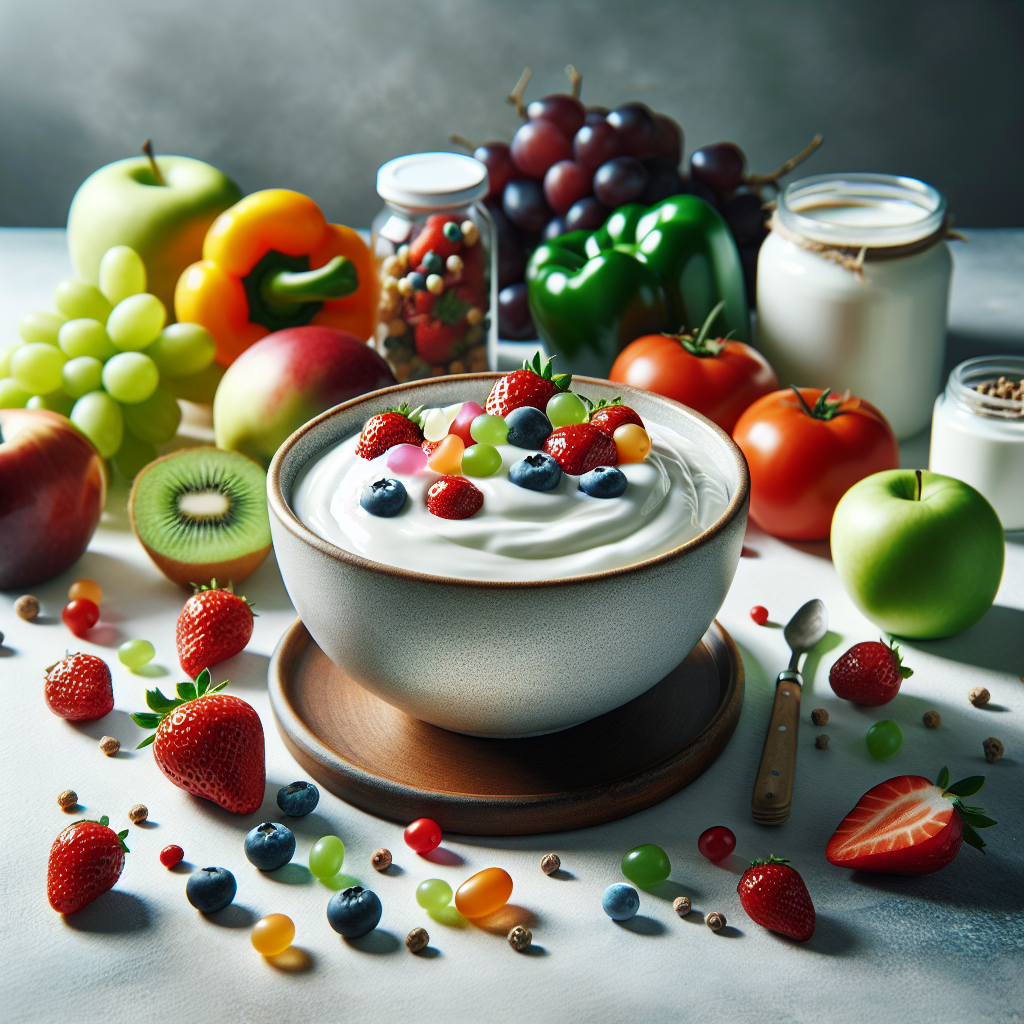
left=44, top=652, right=113, bottom=722
left=543, top=424, right=619, bottom=475
left=737, top=856, right=816, bottom=941
left=485, top=354, right=571, bottom=417
left=414, top=318, right=463, bottom=364
left=356, top=405, right=424, bottom=460
left=62, top=598, right=99, bottom=638
left=425, top=476, right=483, bottom=520
left=160, top=844, right=184, bottom=868
left=697, top=825, right=737, bottom=862
left=829, top=639, right=912, bottom=707
left=48, top=817, right=128, bottom=915
left=175, top=582, right=254, bottom=680
left=589, top=402, right=644, bottom=436
left=404, top=818, right=442, bottom=854
left=750, top=605, right=769, bottom=626
left=408, top=214, right=461, bottom=266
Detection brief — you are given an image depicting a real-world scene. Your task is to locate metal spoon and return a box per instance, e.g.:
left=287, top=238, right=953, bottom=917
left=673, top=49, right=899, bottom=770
left=751, top=599, right=828, bottom=825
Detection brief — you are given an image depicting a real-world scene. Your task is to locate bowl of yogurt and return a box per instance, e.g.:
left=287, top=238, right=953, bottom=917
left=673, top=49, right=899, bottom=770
left=268, top=374, right=749, bottom=737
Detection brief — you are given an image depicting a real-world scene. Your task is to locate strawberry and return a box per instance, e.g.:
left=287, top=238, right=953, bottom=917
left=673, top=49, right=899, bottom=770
left=829, top=638, right=913, bottom=706
left=826, top=767, right=997, bottom=875
left=459, top=240, right=486, bottom=293
left=414, top=318, right=463, bottom=363
left=408, top=215, right=461, bottom=266
left=426, top=476, right=483, bottom=519
left=48, top=815, right=128, bottom=914
left=737, top=856, right=816, bottom=941
left=132, top=668, right=265, bottom=815
left=44, top=653, right=113, bottom=722
left=485, top=352, right=571, bottom=416
left=421, top=439, right=441, bottom=455
left=589, top=398, right=645, bottom=436
left=543, top=424, right=619, bottom=475
left=355, top=403, right=424, bottom=459
left=176, top=580, right=254, bottom=679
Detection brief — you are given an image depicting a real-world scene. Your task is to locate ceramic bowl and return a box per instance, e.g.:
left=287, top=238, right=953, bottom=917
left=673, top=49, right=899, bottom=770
left=268, top=374, right=749, bottom=738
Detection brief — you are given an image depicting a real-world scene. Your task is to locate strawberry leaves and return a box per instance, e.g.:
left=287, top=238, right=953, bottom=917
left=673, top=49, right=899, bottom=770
left=524, top=351, right=571, bottom=392
left=935, top=766, right=997, bottom=851
left=71, top=815, right=130, bottom=853
left=885, top=637, right=914, bottom=679
left=131, top=667, right=228, bottom=748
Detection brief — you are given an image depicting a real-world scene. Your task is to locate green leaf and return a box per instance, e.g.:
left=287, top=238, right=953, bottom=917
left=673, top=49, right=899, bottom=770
left=960, top=822, right=987, bottom=851
left=958, top=809, right=998, bottom=829
left=99, top=815, right=109, bottom=827
left=433, top=289, right=471, bottom=326
left=130, top=712, right=162, bottom=729
left=946, top=775, right=985, bottom=797
left=207, top=679, right=229, bottom=695
left=195, top=668, right=211, bottom=695
left=176, top=682, right=197, bottom=701
left=135, top=734, right=156, bottom=749
left=551, top=373, right=572, bottom=391
left=935, top=766, right=950, bottom=790
left=146, top=687, right=181, bottom=713
left=117, top=829, right=130, bottom=854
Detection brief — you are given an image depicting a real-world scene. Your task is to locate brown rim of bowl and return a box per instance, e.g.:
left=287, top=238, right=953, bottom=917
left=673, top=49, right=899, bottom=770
left=267, top=372, right=750, bottom=590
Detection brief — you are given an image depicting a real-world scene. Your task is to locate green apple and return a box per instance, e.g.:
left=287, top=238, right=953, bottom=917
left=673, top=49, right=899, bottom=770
left=831, top=469, right=1004, bottom=639
left=67, top=155, right=242, bottom=318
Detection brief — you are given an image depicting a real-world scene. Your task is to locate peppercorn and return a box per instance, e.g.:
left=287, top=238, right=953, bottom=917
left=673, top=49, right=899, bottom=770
left=405, top=927, right=429, bottom=953
left=969, top=686, right=991, bottom=708
left=99, top=735, right=120, bottom=756
left=922, top=710, right=941, bottom=729
left=507, top=925, right=532, bottom=951
left=672, top=896, right=691, bottom=917
left=128, top=804, right=148, bottom=824
left=705, top=911, right=726, bottom=932
left=540, top=853, right=560, bottom=875
left=983, top=737, right=1004, bottom=763
left=14, top=595, right=39, bottom=621
left=810, top=708, right=829, bottom=726
left=815, top=734, right=830, bottom=750
left=57, top=789, right=78, bottom=810
left=371, top=848, right=392, bottom=872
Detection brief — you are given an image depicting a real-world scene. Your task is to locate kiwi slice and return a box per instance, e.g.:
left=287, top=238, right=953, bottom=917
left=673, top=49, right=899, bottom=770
left=129, top=446, right=271, bottom=588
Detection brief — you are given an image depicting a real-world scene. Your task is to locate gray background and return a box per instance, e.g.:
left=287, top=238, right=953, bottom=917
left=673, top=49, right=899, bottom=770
left=1, top=0, right=1023, bottom=229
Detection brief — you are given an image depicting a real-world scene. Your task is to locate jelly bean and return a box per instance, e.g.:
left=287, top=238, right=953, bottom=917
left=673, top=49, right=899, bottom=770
left=428, top=434, right=464, bottom=475
left=416, top=878, right=453, bottom=911
left=404, top=818, right=442, bottom=854
left=309, top=836, right=345, bottom=880
left=387, top=443, right=428, bottom=475
left=159, top=844, right=184, bottom=868
left=866, top=720, right=903, bottom=759
left=697, top=826, right=736, bottom=862
left=454, top=867, right=513, bottom=919
left=546, top=391, right=588, bottom=427
left=448, top=401, right=484, bottom=446
left=422, top=408, right=450, bottom=442
left=750, top=605, right=769, bottom=626
left=251, top=914, right=295, bottom=956
left=69, top=579, right=102, bottom=605
left=471, top=413, right=508, bottom=446
left=613, top=423, right=652, bottom=463
left=118, top=638, right=155, bottom=670
left=621, top=844, right=671, bottom=888
left=62, top=598, right=99, bottom=638
left=462, top=443, right=502, bottom=478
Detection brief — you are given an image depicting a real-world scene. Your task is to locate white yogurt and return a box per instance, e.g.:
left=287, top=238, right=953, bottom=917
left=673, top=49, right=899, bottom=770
left=292, top=423, right=731, bottom=581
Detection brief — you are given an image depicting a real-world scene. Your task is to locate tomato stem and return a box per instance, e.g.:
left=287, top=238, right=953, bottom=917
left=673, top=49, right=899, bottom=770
left=789, top=385, right=845, bottom=421
left=666, top=301, right=730, bottom=358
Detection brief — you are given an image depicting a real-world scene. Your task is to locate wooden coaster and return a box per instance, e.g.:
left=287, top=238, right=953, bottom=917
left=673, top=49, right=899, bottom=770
left=268, top=618, right=744, bottom=836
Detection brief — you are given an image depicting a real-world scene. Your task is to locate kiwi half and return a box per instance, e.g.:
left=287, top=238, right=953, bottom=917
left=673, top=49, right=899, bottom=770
left=129, top=446, right=272, bottom=588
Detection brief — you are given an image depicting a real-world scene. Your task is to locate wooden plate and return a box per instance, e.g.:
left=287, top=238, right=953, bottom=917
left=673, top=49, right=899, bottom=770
left=268, top=618, right=744, bottom=836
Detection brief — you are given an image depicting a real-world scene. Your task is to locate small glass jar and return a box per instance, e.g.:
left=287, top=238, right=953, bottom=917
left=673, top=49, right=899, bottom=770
left=929, top=356, right=1024, bottom=530
left=757, top=173, right=952, bottom=440
left=372, top=153, right=497, bottom=382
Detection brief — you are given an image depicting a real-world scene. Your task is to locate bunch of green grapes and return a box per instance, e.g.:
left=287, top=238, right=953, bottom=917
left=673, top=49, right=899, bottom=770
left=0, top=246, right=219, bottom=477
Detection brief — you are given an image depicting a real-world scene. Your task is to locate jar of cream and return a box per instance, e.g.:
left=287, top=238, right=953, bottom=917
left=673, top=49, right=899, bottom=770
left=929, top=356, right=1024, bottom=531
left=756, top=173, right=953, bottom=439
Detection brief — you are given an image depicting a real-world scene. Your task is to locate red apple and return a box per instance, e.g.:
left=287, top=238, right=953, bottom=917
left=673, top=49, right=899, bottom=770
left=0, top=409, right=106, bottom=589
left=213, top=326, right=397, bottom=467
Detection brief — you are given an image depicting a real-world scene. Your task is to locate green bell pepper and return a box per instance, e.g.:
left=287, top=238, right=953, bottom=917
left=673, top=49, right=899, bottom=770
left=526, top=195, right=749, bottom=376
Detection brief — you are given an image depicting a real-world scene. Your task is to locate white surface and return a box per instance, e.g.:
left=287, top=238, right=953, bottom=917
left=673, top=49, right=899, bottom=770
left=2, top=230, right=1023, bottom=1024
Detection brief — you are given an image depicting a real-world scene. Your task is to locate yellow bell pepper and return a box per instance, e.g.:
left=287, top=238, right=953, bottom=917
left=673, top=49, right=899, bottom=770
left=174, top=189, right=379, bottom=365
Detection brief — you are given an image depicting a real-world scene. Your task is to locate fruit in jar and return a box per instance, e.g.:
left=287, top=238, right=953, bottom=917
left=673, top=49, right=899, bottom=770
left=63, top=598, right=100, bottom=637
left=186, top=866, right=237, bottom=914
left=277, top=781, right=319, bottom=817
left=327, top=886, right=382, bottom=938
left=697, top=825, right=736, bottom=862
left=0, top=408, right=106, bottom=589
left=865, top=720, right=903, bottom=759
left=579, top=465, right=627, bottom=498
left=244, top=822, right=296, bottom=872
left=829, top=639, right=913, bottom=706
left=602, top=883, right=639, bottom=921
left=509, top=453, right=562, bottom=492
left=360, top=477, right=408, bottom=516
left=732, top=387, right=899, bottom=541
left=830, top=469, right=1004, bottom=639
left=129, top=447, right=272, bottom=588
left=175, top=581, right=254, bottom=678
left=543, top=423, right=618, bottom=475
left=455, top=868, right=513, bottom=919
left=48, top=815, right=129, bottom=914
left=736, top=856, right=815, bottom=941
left=621, top=844, right=671, bottom=888
left=404, top=818, right=443, bottom=854
left=44, top=652, right=113, bottom=722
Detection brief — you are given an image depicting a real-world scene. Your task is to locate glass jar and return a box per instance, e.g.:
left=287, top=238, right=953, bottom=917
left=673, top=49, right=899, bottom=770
left=756, top=173, right=952, bottom=440
left=929, top=356, right=1024, bottom=530
left=372, top=152, right=497, bottom=382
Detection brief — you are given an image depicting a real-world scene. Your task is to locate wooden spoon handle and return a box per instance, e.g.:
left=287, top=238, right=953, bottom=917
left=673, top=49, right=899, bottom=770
left=751, top=671, right=802, bottom=825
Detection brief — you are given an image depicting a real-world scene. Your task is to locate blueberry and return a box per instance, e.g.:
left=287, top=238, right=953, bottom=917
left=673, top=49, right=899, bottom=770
left=186, top=866, right=237, bottom=914
left=408, top=272, right=427, bottom=291
left=509, top=453, right=562, bottom=492
left=422, top=250, right=446, bottom=274
left=327, top=885, right=382, bottom=938
left=442, top=222, right=463, bottom=243
left=506, top=406, right=552, bottom=449
left=602, top=883, right=639, bottom=921
left=277, top=780, right=320, bottom=817
left=244, top=822, right=296, bottom=871
left=360, top=478, right=407, bottom=517
left=580, top=465, right=627, bottom=498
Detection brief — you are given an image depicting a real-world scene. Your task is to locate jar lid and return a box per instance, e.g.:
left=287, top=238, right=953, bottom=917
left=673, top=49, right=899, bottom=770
left=377, top=153, right=489, bottom=210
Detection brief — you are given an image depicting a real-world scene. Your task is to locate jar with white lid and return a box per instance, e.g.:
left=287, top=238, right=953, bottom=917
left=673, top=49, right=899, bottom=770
left=372, top=152, right=497, bottom=381
left=756, top=173, right=952, bottom=439
left=929, top=356, right=1024, bottom=530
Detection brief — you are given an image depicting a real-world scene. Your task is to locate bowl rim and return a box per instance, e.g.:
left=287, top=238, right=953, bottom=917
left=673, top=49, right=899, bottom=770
left=267, top=373, right=750, bottom=590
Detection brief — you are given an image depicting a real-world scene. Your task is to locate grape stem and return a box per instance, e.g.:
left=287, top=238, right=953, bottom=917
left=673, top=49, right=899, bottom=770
left=141, top=139, right=165, bottom=187
left=745, top=134, right=823, bottom=186
left=565, top=64, right=582, bottom=100
left=507, top=68, right=532, bottom=119
left=449, top=134, right=476, bottom=153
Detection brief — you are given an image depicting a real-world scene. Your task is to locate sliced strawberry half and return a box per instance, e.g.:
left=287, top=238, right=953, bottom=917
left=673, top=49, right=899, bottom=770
left=826, top=767, right=997, bottom=875
left=543, top=423, right=618, bottom=475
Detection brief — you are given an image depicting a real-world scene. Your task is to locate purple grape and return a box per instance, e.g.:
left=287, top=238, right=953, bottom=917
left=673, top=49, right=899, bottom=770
left=487, top=200, right=528, bottom=289
left=606, top=104, right=654, bottom=157
left=723, top=192, right=767, bottom=245
left=584, top=105, right=609, bottom=126
left=542, top=217, right=566, bottom=240
left=593, top=157, right=649, bottom=207
left=679, top=175, right=721, bottom=212
left=564, top=196, right=609, bottom=232
left=649, top=114, right=682, bottom=165
left=526, top=95, right=585, bottom=138
left=573, top=121, right=624, bottom=175
left=498, top=283, right=537, bottom=340
left=640, top=159, right=685, bottom=205
left=503, top=179, right=551, bottom=233
left=473, top=142, right=516, bottom=201
left=690, top=142, right=746, bottom=195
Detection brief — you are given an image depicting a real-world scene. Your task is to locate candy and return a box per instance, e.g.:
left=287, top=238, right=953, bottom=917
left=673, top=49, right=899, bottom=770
left=621, top=844, right=671, bottom=887
left=546, top=391, right=588, bottom=427
left=416, top=878, right=453, bottom=911
left=68, top=579, right=102, bottom=605
left=470, top=413, right=508, bottom=446
left=866, top=720, right=903, bottom=759
left=387, top=443, right=428, bottom=475
left=251, top=914, right=295, bottom=956
left=404, top=818, right=442, bottom=854
left=427, top=435, right=464, bottom=475
left=118, top=638, right=155, bottom=670
left=448, top=401, right=485, bottom=446
left=455, top=867, right=513, bottom=919
left=613, top=423, right=652, bottom=463
left=160, top=845, right=184, bottom=868
left=462, top=443, right=502, bottom=477
left=309, top=835, right=345, bottom=880
left=697, top=826, right=736, bottom=862
left=63, top=598, right=99, bottom=638
left=750, top=605, right=769, bottom=626
left=602, top=883, right=639, bottom=921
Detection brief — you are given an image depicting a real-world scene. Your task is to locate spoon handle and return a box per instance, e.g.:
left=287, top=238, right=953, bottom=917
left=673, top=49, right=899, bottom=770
left=751, top=670, right=802, bottom=825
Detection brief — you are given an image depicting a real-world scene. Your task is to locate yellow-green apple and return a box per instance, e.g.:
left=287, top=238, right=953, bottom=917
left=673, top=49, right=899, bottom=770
left=67, top=156, right=242, bottom=316
left=0, top=408, right=106, bottom=589
left=831, top=469, right=1004, bottom=639
left=214, top=326, right=396, bottom=467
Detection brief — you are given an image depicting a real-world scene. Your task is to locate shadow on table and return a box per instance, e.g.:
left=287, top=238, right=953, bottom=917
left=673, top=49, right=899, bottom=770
left=616, top=915, right=664, bottom=936
left=471, top=904, right=538, bottom=936
left=70, top=710, right=145, bottom=755
left=63, top=890, right=151, bottom=933
left=898, top=604, right=1024, bottom=675
left=345, top=928, right=401, bottom=954
left=204, top=904, right=257, bottom=928
left=265, top=946, right=314, bottom=972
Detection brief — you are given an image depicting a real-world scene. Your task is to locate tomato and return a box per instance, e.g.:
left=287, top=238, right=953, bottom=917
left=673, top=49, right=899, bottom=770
left=733, top=387, right=899, bottom=541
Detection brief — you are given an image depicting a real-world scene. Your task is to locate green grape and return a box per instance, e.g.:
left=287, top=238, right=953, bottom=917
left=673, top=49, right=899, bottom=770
left=470, top=413, right=508, bottom=445
left=122, top=386, right=181, bottom=444
left=118, top=638, right=156, bottom=669
left=621, top=844, right=671, bottom=888
left=10, top=342, right=66, bottom=394
left=0, top=343, right=20, bottom=377
left=415, top=878, right=453, bottom=911
left=107, top=293, right=166, bottom=351
left=147, top=322, right=216, bottom=377
left=161, top=360, right=226, bottom=403
left=102, top=351, right=159, bottom=404
left=27, top=390, right=75, bottom=416
left=99, top=246, right=147, bottom=305
left=308, top=836, right=345, bottom=880
left=866, top=720, right=903, bottom=760
left=54, top=279, right=112, bottom=323
left=71, top=390, right=123, bottom=458
left=0, top=378, right=31, bottom=408
left=113, top=432, right=157, bottom=478
left=462, top=442, right=502, bottom=477
left=58, top=318, right=117, bottom=361
left=19, top=311, right=66, bottom=345
left=547, top=391, right=588, bottom=427
left=62, top=356, right=105, bottom=399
